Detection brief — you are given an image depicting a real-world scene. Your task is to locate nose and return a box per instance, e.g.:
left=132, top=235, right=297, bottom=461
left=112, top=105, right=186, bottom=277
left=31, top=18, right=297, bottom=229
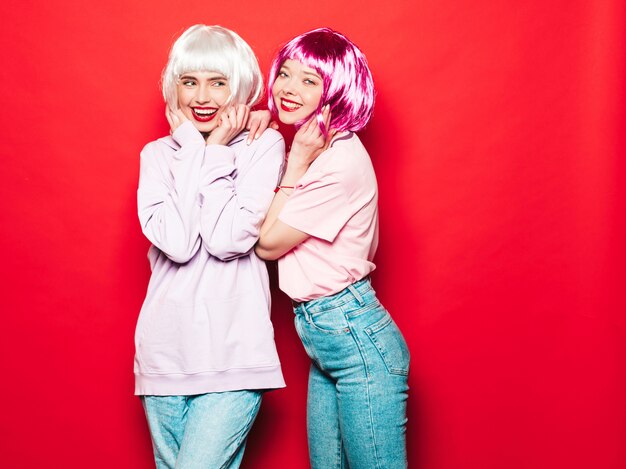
left=280, top=77, right=296, bottom=96
left=195, top=83, right=211, bottom=104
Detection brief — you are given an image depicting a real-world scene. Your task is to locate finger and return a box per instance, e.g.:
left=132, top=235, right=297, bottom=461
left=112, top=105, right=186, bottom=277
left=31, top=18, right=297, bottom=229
left=218, top=110, right=229, bottom=128
left=243, top=108, right=266, bottom=141
left=237, top=104, right=250, bottom=130
left=254, top=119, right=268, bottom=141
left=293, top=113, right=314, bottom=142
left=247, top=117, right=259, bottom=145
left=167, top=107, right=182, bottom=133
left=219, top=107, right=233, bottom=128
left=323, top=105, right=332, bottom=130
left=313, top=105, right=328, bottom=138
left=307, top=114, right=323, bottom=138
left=300, top=113, right=316, bottom=134
left=270, top=121, right=279, bottom=130
left=228, top=110, right=238, bottom=132
left=247, top=123, right=259, bottom=144
left=226, top=106, right=237, bottom=128
left=174, top=108, right=187, bottom=123
left=165, top=108, right=174, bottom=128
left=243, top=106, right=251, bottom=129
left=303, top=113, right=316, bottom=129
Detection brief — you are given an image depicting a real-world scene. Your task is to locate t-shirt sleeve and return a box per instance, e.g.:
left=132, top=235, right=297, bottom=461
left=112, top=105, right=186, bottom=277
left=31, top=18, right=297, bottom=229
left=279, top=173, right=352, bottom=242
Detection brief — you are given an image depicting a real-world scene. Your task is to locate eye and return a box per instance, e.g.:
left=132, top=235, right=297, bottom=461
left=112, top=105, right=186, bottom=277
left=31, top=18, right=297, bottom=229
left=180, top=79, right=196, bottom=87
left=278, top=71, right=288, bottom=78
left=212, top=80, right=227, bottom=87
left=304, top=78, right=318, bottom=86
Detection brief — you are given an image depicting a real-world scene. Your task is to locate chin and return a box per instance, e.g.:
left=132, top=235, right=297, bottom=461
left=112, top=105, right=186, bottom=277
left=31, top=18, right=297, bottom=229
left=278, top=112, right=300, bottom=126
left=193, top=123, right=217, bottom=133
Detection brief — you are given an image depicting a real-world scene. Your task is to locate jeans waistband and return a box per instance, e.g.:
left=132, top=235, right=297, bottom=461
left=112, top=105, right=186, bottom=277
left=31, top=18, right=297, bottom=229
left=292, top=277, right=373, bottom=313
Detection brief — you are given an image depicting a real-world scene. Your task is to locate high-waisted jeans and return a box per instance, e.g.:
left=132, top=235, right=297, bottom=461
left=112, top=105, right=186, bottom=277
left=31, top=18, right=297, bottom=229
left=141, top=391, right=262, bottom=469
left=293, top=277, right=410, bottom=468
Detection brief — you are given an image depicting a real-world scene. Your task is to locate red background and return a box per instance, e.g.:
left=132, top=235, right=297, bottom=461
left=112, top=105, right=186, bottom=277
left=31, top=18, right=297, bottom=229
left=1, top=1, right=625, bottom=467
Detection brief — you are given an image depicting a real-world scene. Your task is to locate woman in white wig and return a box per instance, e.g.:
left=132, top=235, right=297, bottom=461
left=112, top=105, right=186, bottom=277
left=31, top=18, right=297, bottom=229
left=134, top=24, right=285, bottom=468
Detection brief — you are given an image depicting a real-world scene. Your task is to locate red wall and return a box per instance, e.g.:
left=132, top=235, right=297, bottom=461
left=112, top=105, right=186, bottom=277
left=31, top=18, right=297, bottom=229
left=1, top=1, right=624, bottom=467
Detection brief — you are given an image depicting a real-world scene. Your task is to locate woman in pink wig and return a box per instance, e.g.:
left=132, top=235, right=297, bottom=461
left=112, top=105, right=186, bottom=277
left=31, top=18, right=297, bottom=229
left=256, top=28, right=409, bottom=468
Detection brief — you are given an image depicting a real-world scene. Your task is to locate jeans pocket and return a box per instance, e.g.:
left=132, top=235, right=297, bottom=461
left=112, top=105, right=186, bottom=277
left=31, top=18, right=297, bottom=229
left=364, top=313, right=410, bottom=376
left=307, top=308, right=351, bottom=335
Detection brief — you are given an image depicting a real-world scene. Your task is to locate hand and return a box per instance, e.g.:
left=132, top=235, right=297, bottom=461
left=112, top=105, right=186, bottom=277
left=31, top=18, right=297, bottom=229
left=165, top=107, right=188, bottom=134
left=246, top=110, right=279, bottom=145
left=286, top=105, right=334, bottom=175
left=206, top=104, right=250, bottom=146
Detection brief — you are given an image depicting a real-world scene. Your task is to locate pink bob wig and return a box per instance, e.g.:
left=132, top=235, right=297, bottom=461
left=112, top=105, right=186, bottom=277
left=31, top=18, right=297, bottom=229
left=267, top=28, right=375, bottom=135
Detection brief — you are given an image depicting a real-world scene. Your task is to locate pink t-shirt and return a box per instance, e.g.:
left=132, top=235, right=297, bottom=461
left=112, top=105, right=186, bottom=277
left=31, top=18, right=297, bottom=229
left=278, top=133, right=379, bottom=301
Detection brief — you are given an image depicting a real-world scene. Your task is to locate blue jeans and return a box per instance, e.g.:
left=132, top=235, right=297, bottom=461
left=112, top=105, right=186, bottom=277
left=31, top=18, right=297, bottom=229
left=293, top=278, right=410, bottom=468
left=141, top=391, right=262, bottom=469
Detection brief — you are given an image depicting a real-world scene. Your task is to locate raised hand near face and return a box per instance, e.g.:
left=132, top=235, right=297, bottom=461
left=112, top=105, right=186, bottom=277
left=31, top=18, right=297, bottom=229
left=279, top=105, right=335, bottom=185
left=166, top=107, right=189, bottom=135
left=288, top=105, right=334, bottom=169
left=205, top=104, right=250, bottom=146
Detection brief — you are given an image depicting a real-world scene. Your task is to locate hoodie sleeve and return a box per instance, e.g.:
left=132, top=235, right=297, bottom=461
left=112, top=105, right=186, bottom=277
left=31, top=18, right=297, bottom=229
left=137, top=121, right=206, bottom=263
left=198, top=129, right=285, bottom=261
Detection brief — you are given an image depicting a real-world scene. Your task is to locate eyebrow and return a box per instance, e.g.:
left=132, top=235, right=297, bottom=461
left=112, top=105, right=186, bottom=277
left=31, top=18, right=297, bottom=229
left=280, top=65, right=321, bottom=80
left=179, top=73, right=228, bottom=81
left=303, top=70, right=322, bottom=80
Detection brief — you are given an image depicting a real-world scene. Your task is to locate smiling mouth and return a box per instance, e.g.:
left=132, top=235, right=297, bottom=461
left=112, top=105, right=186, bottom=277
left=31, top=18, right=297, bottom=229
left=192, top=107, right=218, bottom=122
left=280, top=99, right=303, bottom=112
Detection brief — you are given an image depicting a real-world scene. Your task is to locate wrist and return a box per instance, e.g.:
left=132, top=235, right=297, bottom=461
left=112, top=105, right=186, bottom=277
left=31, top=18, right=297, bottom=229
left=280, top=168, right=306, bottom=185
left=283, top=160, right=309, bottom=180
left=273, top=184, right=295, bottom=195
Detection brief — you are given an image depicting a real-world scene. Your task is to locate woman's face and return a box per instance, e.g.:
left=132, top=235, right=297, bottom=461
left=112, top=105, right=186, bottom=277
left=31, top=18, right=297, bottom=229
left=177, top=71, right=231, bottom=133
left=272, top=59, right=323, bottom=125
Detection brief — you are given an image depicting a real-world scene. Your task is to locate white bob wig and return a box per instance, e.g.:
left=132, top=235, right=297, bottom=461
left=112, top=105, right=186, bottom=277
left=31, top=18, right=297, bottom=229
left=162, top=25, right=263, bottom=110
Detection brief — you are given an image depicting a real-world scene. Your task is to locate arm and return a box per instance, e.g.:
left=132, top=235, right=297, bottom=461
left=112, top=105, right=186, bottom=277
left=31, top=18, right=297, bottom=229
left=199, top=118, right=286, bottom=261
left=254, top=157, right=310, bottom=260
left=256, top=107, right=333, bottom=260
left=254, top=219, right=309, bottom=261
left=137, top=119, right=206, bottom=263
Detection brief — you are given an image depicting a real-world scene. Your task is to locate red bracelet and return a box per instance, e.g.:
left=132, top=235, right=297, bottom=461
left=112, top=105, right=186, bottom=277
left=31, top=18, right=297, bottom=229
left=274, top=185, right=295, bottom=193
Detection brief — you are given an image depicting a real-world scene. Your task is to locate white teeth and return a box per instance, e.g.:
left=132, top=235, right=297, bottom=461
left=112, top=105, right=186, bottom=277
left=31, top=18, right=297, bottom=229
left=282, top=100, right=301, bottom=109
left=194, top=108, right=217, bottom=115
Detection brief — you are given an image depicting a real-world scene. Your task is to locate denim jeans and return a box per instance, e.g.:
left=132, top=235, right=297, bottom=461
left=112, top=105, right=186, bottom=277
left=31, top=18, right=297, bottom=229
left=293, top=278, right=410, bottom=468
left=141, top=391, right=262, bottom=469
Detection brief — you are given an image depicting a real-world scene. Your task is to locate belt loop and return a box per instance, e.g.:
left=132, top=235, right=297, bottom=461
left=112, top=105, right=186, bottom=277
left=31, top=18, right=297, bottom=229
left=347, top=283, right=364, bottom=306
left=300, top=302, right=312, bottom=323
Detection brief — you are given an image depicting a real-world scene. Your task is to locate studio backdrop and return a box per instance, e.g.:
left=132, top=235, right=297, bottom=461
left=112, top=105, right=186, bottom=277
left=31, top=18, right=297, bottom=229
left=0, top=0, right=624, bottom=467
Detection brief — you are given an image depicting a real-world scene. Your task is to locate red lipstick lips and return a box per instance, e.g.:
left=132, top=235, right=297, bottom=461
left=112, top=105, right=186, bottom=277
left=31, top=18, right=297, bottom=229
left=192, top=107, right=218, bottom=122
left=280, top=98, right=302, bottom=112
